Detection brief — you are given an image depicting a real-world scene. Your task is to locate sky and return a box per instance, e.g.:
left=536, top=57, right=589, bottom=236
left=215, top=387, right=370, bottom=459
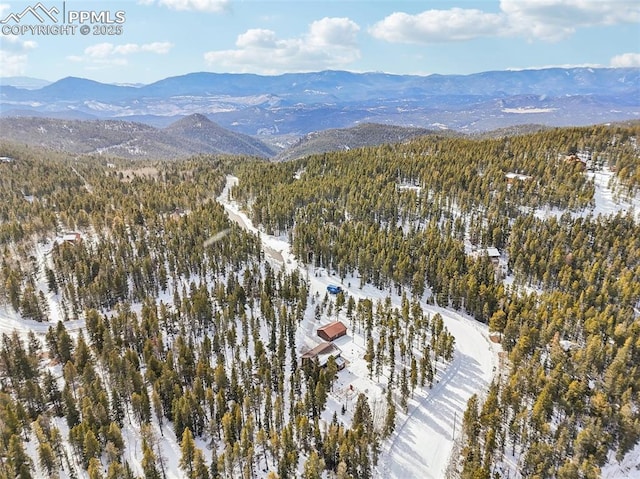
left=0, top=0, right=639, bottom=84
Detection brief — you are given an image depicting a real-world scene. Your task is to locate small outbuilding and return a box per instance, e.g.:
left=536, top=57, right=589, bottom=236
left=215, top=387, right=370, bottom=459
left=317, top=321, right=347, bottom=342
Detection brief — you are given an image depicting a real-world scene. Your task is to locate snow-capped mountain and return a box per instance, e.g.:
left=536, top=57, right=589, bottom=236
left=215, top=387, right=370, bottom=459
left=1, top=68, right=638, bottom=135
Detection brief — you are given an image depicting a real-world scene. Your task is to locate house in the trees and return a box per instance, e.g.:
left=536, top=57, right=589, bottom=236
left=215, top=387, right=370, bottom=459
left=470, top=247, right=503, bottom=278
left=301, top=342, right=345, bottom=369
left=317, top=321, right=347, bottom=342
left=62, top=232, right=82, bottom=243
left=565, top=153, right=589, bottom=170
left=484, top=247, right=500, bottom=267
left=505, top=172, right=533, bottom=188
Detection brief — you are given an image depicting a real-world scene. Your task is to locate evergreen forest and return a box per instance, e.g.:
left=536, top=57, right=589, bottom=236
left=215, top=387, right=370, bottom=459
left=0, top=122, right=639, bottom=478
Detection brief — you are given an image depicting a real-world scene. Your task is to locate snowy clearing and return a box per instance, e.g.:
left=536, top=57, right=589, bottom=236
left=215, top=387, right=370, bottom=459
left=530, top=165, right=640, bottom=222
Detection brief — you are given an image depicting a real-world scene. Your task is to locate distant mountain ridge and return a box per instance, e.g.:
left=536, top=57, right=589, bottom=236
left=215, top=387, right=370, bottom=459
left=0, top=115, right=275, bottom=159
left=1, top=68, right=638, bottom=135
left=0, top=76, right=51, bottom=89
left=275, top=123, right=444, bottom=162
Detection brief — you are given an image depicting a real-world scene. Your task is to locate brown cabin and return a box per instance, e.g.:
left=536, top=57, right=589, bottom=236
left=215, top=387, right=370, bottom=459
left=317, top=321, right=347, bottom=342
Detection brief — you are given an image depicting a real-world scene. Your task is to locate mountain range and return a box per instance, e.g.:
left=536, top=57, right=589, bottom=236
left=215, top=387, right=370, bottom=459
left=0, top=113, right=453, bottom=160
left=275, top=123, right=443, bottom=161
left=2, top=68, right=638, bottom=138
left=0, top=114, right=275, bottom=159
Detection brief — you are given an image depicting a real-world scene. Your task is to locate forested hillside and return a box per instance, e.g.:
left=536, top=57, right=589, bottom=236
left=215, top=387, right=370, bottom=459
left=0, top=144, right=455, bottom=478
left=0, top=122, right=639, bottom=478
left=231, top=124, right=640, bottom=477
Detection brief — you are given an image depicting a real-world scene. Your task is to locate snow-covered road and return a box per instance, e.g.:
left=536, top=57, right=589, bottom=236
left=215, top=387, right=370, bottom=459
left=379, top=304, right=498, bottom=478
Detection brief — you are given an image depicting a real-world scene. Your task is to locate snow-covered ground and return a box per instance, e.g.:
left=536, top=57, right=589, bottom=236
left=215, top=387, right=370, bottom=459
left=532, top=165, right=640, bottom=221
left=14, top=167, right=639, bottom=477
left=0, top=239, right=85, bottom=339
left=378, top=305, right=497, bottom=479
left=588, top=167, right=640, bottom=219
left=603, top=442, right=640, bottom=479
left=218, top=175, right=501, bottom=478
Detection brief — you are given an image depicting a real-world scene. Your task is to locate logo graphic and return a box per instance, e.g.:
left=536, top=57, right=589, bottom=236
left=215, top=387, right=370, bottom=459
left=1, top=2, right=125, bottom=36
left=0, top=2, right=59, bottom=23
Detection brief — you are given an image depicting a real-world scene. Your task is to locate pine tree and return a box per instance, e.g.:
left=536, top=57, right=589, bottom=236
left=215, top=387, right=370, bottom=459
left=179, top=427, right=196, bottom=477
left=193, top=449, right=210, bottom=479
left=37, top=441, right=57, bottom=477
left=142, top=442, right=161, bottom=479
left=87, top=457, right=104, bottom=479
left=106, top=461, right=126, bottom=479
left=383, top=398, right=396, bottom=439
left=399, top=368, right=409, bottom=411
left=364, top=337, right=375, bottom=379
left=83, top=430, right=101, bottom=468
left=8, top=434, right=32, bottom=478
left=63, top=384, right=80, bottom=428
left=409, top=357, right=418, bottom=393
left=151, top=388, right=164, bottom=433
left=303, top=451, right=325, bottom=479
left=352, top=394, right=373, bottom=437
left=105, top=422, right=124, bottom=457
left=45, top=267, right=58, bottom=295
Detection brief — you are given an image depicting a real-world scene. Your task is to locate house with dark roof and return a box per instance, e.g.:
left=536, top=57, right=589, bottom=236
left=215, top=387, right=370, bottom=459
left=301, top=342, right=345, bottom=369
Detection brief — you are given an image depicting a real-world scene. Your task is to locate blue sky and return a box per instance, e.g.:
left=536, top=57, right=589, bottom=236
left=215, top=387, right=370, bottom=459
left=1, top=0, right=639, bottom=83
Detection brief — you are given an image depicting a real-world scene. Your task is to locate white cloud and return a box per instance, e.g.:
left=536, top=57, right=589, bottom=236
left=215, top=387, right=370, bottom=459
left=78, top=42, right=172, bottom=58
left=500, top=0, right=640, bottom=41
left=501, top=0, right=640, bottom=27
left=610, top=52, right=640, bottom=68
left=308, top=17, right=359, bottom=47
left=204, top=17, right=360, bottom=73
left=370, top=8, right=506, bottom=43
left=0, top=50, right=28, bottom=76
left=68, top=42, right=173, bottom=67
left=143, top=0, right=229, bottom=13
left=103, top=42, right=173, bottom=55
left=140, top=42, right=173, bottom=54
left=84, top=43, right=117, bottom=59
left=0, top=36, right=37, bottom=76
left=236, top=29, right=278, bottom=49
left=370, top=0, right=640, bottom=44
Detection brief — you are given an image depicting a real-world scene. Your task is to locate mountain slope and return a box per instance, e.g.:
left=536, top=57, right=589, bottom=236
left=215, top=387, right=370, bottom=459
left=162, top=113, right=274, bottom=158
left=275, top=123, right=441, bottom=161
left=0, top=115, right=275, bottom=159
